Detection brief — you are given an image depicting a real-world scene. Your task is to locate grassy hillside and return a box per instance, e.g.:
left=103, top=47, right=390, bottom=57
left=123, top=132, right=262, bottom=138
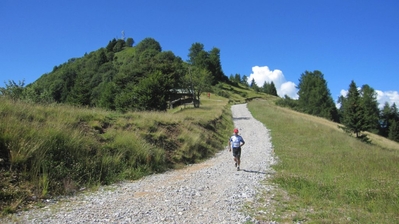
left=247, top=99, right=399, bottom=223
left=2, top=82, right=398, bottom=223
left=0, top=84, right=262, bottom=215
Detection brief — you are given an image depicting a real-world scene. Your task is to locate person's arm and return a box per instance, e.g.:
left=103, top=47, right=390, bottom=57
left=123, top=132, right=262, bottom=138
left=228, top=140, right=231, bottom=151
left=240, top=138, right=245, bottom=147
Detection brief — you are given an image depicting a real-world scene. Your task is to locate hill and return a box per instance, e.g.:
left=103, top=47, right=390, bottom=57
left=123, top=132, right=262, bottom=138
left=22, top=37, right=227, bottom=112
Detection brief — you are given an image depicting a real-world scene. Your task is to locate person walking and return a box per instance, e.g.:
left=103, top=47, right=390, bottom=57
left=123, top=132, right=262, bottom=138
left=228, top=128, right=245, bottom=171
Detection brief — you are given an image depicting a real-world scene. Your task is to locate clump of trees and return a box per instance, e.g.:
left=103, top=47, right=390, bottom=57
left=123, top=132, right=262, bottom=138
left=277, top=70, right=338, bottom=122
left=338, top=80, right=399, bottom=142
left=228, top=74, right=278, bottom=97
left=276, top=71, right=399, bottom=143
left=0, top=38, right=227, bottom=112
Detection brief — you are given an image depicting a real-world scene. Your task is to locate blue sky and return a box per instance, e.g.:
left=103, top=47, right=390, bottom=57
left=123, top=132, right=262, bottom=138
left=1, top=0, right=398, bottom=107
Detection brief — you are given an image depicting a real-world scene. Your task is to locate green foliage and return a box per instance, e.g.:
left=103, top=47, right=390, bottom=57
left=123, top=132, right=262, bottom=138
left=380, top=102, right=399, bottom=142
left=126, top=37, right=134, bottom=47
left=297, top=70, right=339, bottom=122
left=2, top=37, right=229, bottom=114
left=135, top=37, right=162, bottom=54
left=0, top=80, right=25, bottom=100
left=229, top=73, right=242, bottom=84
left=249, top=79, right=260, bottom=92
left=188, top=42, right=227, bottom=84
left=182, top=66, right=213, bottom=107
left=261, top=81, right=278, bottom=96
left=132, top=71, right=172, bottom=111
left=388, top=120, right=399, bottom=141
left=276, top=95, right=299, bottom=110
left=359, top=84, right=380, bottom=133
left=14, top=37, right=192, bottom=112
left=241, top=75, right=249, bottom=87
left=339, top=81, right=370, bottom=141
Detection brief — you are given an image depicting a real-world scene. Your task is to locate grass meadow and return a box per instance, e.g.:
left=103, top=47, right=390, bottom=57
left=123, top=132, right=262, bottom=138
left=0, top=91, right=236, bottom=215
left=247, top=99, right=399, bottom=223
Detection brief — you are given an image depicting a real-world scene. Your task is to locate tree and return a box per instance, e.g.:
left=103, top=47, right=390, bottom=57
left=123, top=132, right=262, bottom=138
left=269, top=81, right=278, bottom=96
left=97, top=82, right=117, bottom=110
left=379, top=102, right=392, bottom=136
left=188, top=42, right=205, bottom=65
left=359, top=84, right=380, bottom=133
left=388, top=120, right=399, bottom=142
left=106, top=38, right=117, bottom=52
left=135, top=38, right=162, bottom=54
left=183, top=66, right=213, bottom=108
left=297, top=70, right=338, bottom=121
left=208, top=47, right=226, bottom=83
left=126, top=37, right=134, bottom=47
left=250, top=79, right=260, bottom=92
left=112, top=39, right=126, bottom=52
left=262, top=81, right=278, bottom=96
left=0, top=80, right=25, bottom=100
left=340, top=80, right=369, bottom=141
left=188, top=43, right=227, bottom=84
left=241, top=75, right=248, bottom=86
left=66, top=73, right=91, bottom=106
left=234, top=74, right=241, bottom=83
left=132, top=71, right=172, bottom=111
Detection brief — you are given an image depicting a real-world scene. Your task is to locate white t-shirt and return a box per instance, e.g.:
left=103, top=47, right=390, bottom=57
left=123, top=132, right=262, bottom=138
left=230, top=135, right=245, bottom=148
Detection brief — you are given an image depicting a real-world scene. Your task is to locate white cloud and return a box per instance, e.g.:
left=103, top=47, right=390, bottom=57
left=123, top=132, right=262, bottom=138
left=247, top=66, right=298, bottom=99
left=338, top=89, right=399, bottom=109
left=340, top=89, right=348, bottom=97
left=375, top=90, right=399, bottom=108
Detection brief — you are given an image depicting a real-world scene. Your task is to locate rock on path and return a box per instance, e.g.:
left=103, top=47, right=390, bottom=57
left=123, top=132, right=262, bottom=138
left=3, top=103, right=275, bottom=224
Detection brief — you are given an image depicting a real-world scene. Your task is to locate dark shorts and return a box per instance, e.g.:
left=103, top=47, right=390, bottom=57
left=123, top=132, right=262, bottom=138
left=232, top=147, right=241, bottom=159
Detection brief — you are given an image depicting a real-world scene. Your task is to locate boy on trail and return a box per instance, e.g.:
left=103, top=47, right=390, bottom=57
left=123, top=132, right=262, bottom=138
left=228, top=128, right=245, bottom=171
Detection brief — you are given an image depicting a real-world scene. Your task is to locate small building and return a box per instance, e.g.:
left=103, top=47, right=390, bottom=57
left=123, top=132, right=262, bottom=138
left=168, top=89, right=194, bottom=109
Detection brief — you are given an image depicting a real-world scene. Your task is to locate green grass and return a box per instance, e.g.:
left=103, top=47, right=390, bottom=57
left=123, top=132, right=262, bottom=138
left=247, top=99, right=399, bottom=223
left=0, top=92, right=236, bottom=215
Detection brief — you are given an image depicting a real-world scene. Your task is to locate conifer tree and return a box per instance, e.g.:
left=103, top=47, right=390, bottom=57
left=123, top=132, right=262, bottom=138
left=379, top=102, right=392, bottom=136
left=340, top=80, right=369, bottom=141
left=359, top=84, right=380, bottom=133
left=388, top=120, right=399, bottom=142
left=297, top=70, right=338, bottom=121
left=269, top=81, right=278, bottom=96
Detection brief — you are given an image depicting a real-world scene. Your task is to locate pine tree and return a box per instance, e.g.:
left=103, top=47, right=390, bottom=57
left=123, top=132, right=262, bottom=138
left=379, top=102, right=392, bottom=136
left=269, top=81, right=278, bottom=96
left=388, top=120, right=399, bottom=142
left=359, top=84, right=380, bottom=133
left=297, top=70, right=338, bottom=121
left=340, top=80, right=369, bottom=141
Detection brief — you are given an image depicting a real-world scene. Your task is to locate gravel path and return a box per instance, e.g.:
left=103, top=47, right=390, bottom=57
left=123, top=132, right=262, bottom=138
left=3, top=103, right=275, bottom=224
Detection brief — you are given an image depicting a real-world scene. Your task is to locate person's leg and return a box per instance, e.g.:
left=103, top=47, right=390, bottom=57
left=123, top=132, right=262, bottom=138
left=233, top=148, right=239, bottom=167
left=237, top=148, right=241, bottom=170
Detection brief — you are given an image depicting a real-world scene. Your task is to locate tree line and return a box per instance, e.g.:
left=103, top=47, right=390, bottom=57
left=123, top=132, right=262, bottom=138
left=228, top=73, right=278, bottom=97
left=276, top=70, right=399, bottom=143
